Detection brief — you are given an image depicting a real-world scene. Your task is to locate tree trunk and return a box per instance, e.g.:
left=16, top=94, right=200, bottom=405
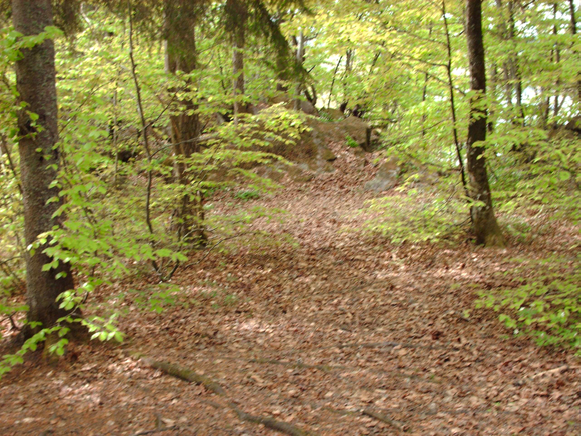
left=421, top=25, right=432, bottom=137
left=327, top=55, right=343, bottom=108
left=465, top=0, right=505, bottom=247
left=12, top=0, right=77, bottom=334
left=232, top=20, right=248, bottom=120
left=568, top=0, right=580, bottom=102
left=294, top=30, right=305, bottom=111
left=341, top=49, right=353, bottom=110
left=226, top=0, right=249, bottom=120
left=165, top=0, right=206, bottom=246
left=552, top=3, right=561, bottom=120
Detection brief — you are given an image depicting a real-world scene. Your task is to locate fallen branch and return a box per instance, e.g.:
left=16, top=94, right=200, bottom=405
left=229, top=402, right=310, bottom=436
left=531, top=365, right=571, bottom=379
left=320, top=405, right=407, bottom=432
left=134, top=354, right=226, bottom=396
left=131, top=426, right=178, bottom=436
left=362, top=407, right=406, bottom=432
left=132, top=352, right=315, bottom=436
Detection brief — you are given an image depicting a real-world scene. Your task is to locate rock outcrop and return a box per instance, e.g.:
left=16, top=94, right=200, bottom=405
left=364, top=159, right=400, bottom=192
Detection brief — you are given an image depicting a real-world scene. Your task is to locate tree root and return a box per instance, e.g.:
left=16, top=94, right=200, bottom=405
left=132, top=352, right=315, bottom=436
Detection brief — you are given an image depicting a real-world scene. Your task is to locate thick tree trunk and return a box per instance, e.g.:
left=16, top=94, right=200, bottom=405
left=12, top=0, right=77, bottom=333
left=465, top=0, right=505, bottom=247
left=165, top=0, right=206, bottom=246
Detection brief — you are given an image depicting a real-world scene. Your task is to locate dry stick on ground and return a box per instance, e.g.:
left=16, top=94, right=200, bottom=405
left=248, top=357, right=411, bottom=431
left=137, top=354, right=412, bottom=434
left=131, top=353, right=314, bottom=436
left=131, top=425, right=178, bottom=436
left=136, top=354, right=226, bottom=396
left=229, top=402, right=310, bottom=436
left=362, top=408, right=406, bottom=432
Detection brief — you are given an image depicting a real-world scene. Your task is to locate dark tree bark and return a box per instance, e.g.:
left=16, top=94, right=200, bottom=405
left=465, top=0, right=505, bottom=247
left=570, top=0, right=578, bottom=34
left=232, top=23, right=247, bottom=119
left=551, top=3, right=562, bottom=119
left=341, top=49, right=353, bottom=110
left=164, top=0, right=206, bottom=246
left=12, top=0, right=77, bottom=333
left=294, top=29, right=305, bottom=111
left=327, top=55, right=342, bottom=108
left=567, top=0, right=580, bottom=103
left=226, top=0, right=250, bottom=121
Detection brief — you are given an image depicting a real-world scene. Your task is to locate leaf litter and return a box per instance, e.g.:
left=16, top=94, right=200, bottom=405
left=0, top=143, right=579, bottom=435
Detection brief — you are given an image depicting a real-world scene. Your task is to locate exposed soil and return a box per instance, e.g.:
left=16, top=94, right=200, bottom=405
left=1, top=142, right=579, bottom=436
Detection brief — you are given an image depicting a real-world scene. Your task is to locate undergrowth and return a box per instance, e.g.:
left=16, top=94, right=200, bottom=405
left=475, top=255, right=580, bottom=354
left=359, top=182, right=468, bottom=245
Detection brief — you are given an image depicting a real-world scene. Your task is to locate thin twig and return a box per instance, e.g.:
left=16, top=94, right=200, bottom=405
left=327, top=55, right=343, bottom=108
left=5, top=313, right=21, bottom=331
left=0, top=135, right=22, bottom=195
left=384, top=119, right=446, bottom=145
left=127, top=0, right=164, bottom=279
left=442, top=0, right=469, bottom=206
left=58, top=82, right=107, bottom=136
left=127, top=0, right=155, bottom=237
left=0, top=256, right=25, bottom=292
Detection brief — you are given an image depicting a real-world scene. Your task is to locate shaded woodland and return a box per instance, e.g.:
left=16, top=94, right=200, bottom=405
left=0, top=0, right=579, bottom=434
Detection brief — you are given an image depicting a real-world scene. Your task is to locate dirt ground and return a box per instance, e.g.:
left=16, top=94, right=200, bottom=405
left=1, top=143, right=579, bottom=435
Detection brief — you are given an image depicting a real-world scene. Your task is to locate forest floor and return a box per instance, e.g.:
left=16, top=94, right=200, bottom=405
left=0, top=142, right=579, bottom=436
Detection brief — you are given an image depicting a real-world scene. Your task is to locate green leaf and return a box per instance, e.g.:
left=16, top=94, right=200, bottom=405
left=558, top=171, right=571, bottom=181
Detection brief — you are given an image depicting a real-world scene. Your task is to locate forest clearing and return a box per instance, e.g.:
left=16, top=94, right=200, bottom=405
left=0, top=0, right=579, bottom=435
